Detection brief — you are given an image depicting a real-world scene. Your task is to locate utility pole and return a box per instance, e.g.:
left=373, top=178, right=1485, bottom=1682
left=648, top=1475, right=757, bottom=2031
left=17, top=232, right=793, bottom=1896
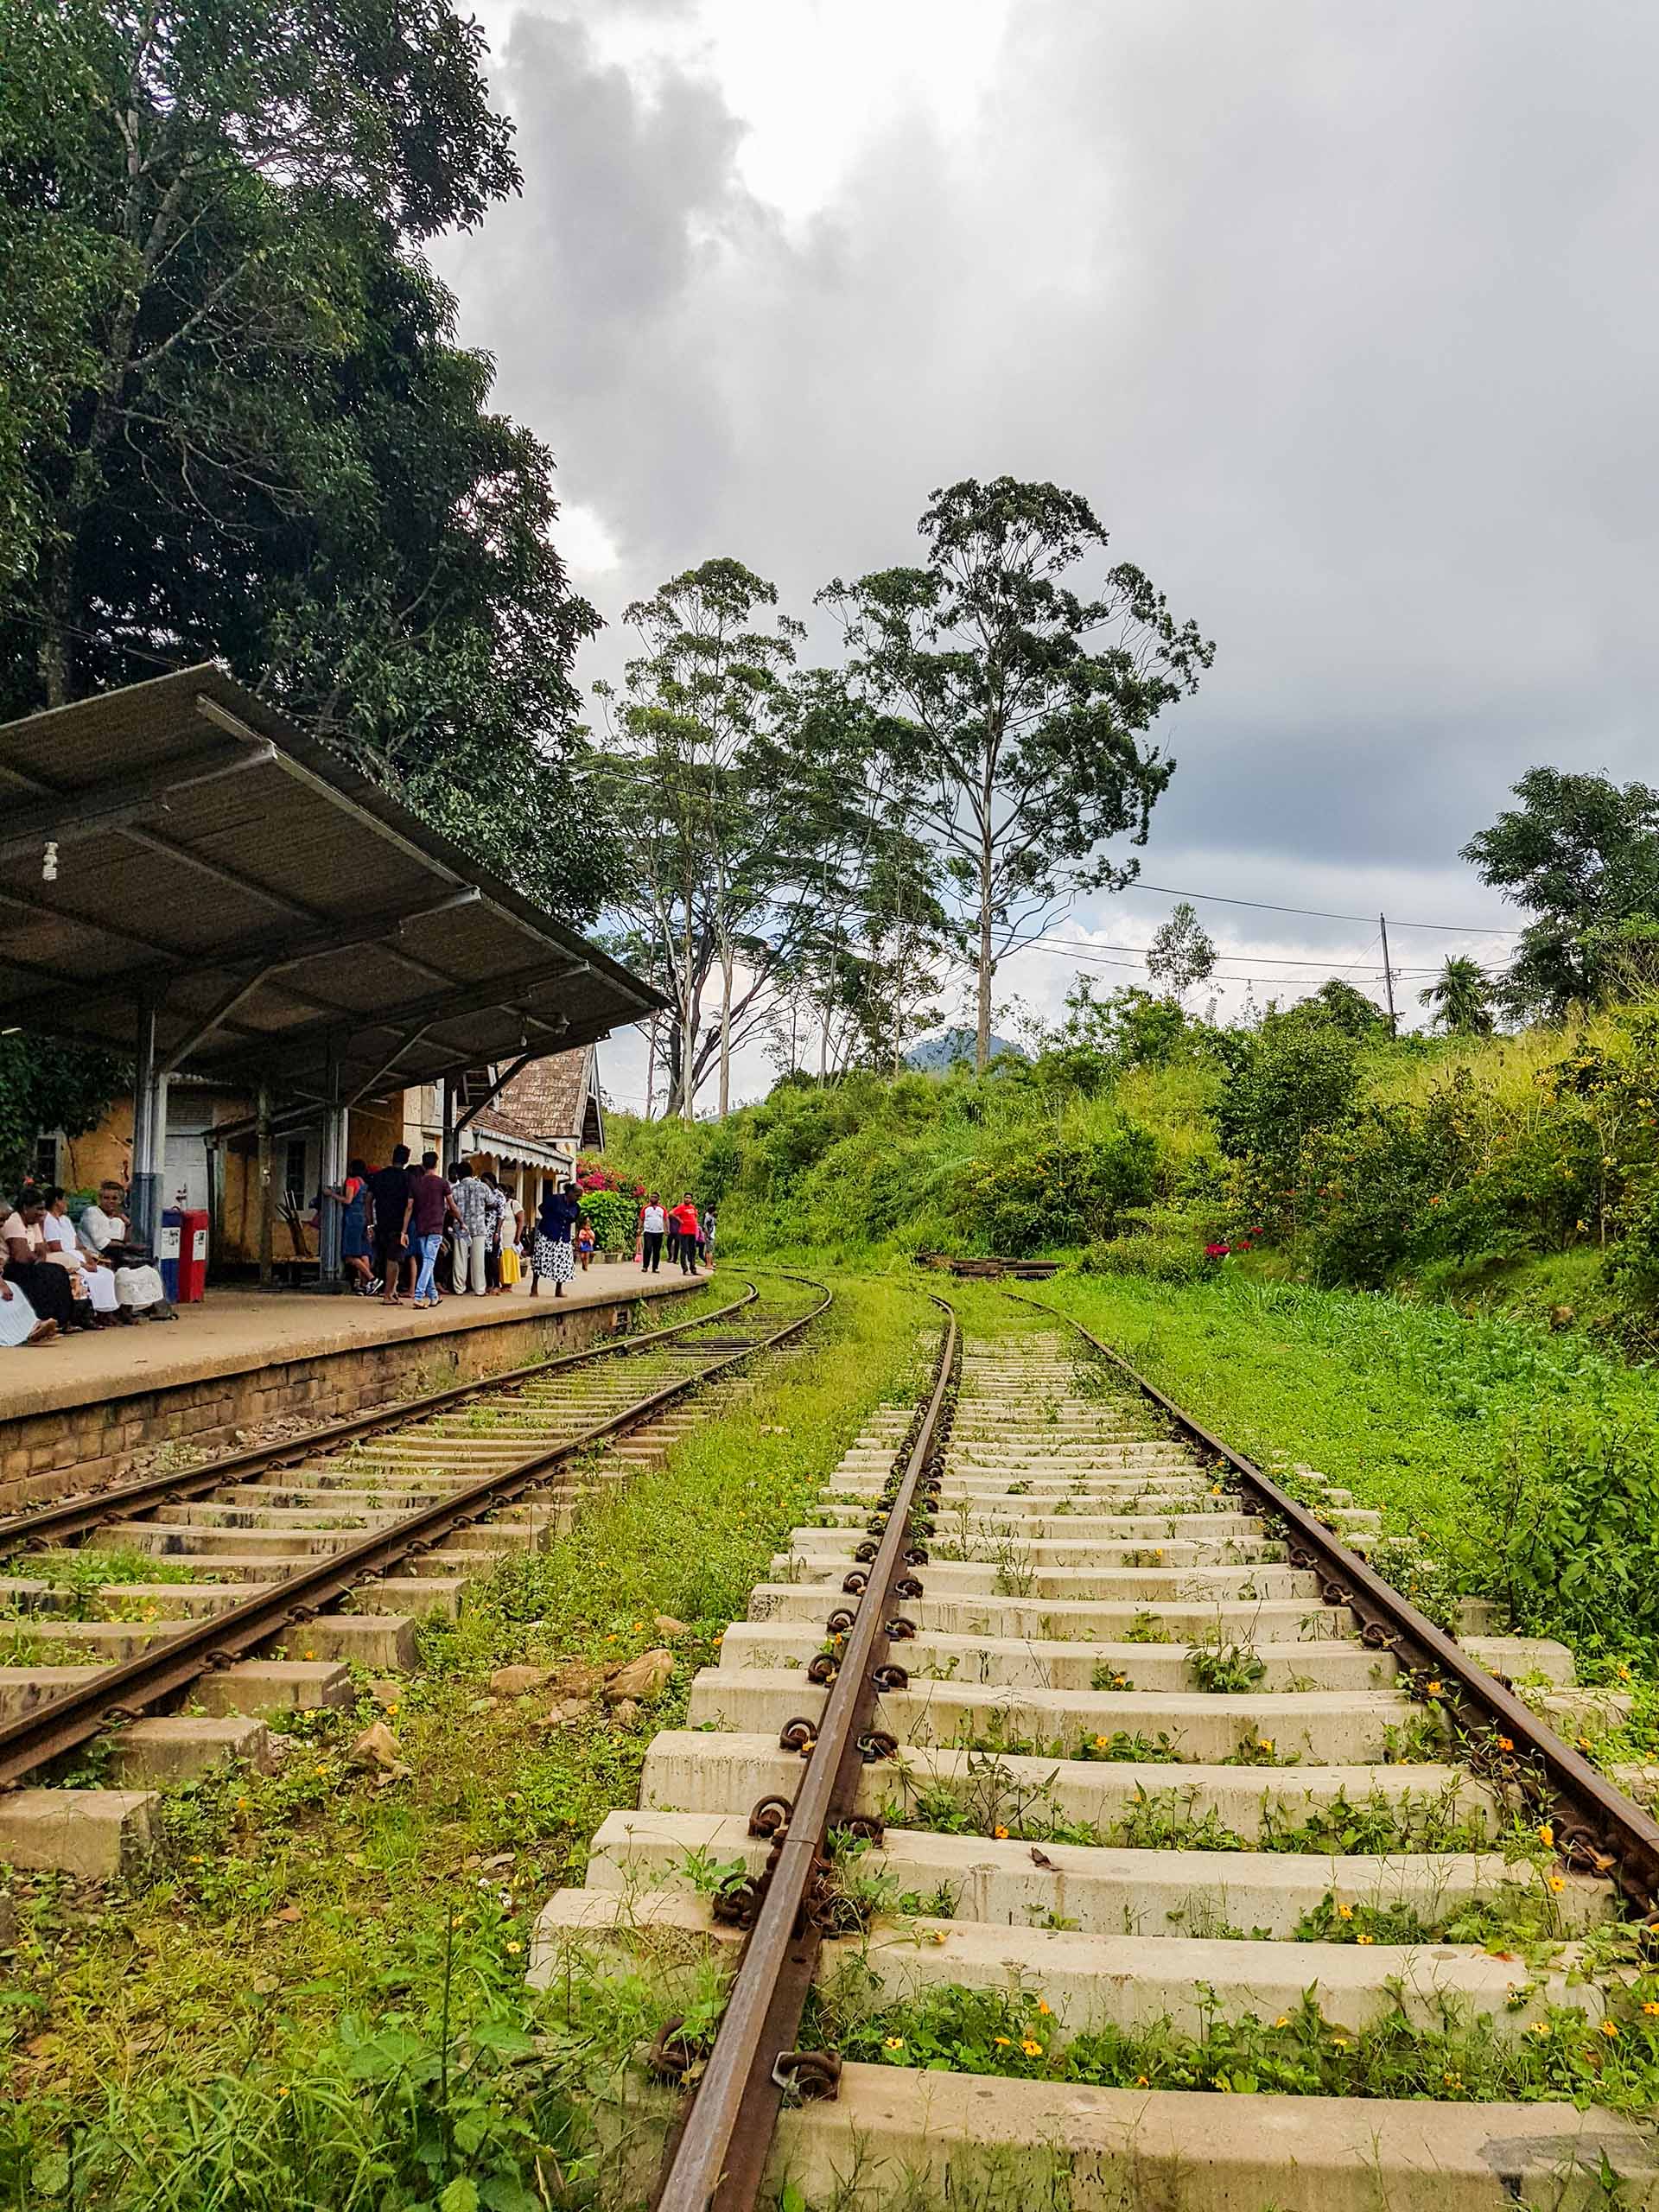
left=1379, top=912, right=1398, bottom=1035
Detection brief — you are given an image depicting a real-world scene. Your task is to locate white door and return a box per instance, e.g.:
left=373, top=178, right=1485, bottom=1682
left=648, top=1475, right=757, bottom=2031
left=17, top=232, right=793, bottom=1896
left=163, top=1132, right=210, bottom=1212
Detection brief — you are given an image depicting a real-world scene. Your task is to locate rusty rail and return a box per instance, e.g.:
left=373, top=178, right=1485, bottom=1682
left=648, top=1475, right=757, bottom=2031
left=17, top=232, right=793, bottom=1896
left=651, top=1294, right=960, bottom=2212
left=0, top=1277, right=737, bottom=1552
left=0, top=1277, right=830, bottom=1786
left=1014, top=1290, right=1659, bottom=1921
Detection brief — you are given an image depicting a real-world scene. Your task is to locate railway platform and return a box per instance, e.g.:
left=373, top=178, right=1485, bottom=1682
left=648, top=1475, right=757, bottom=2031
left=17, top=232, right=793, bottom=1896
left=0, top=1264, right=698, bottom=1512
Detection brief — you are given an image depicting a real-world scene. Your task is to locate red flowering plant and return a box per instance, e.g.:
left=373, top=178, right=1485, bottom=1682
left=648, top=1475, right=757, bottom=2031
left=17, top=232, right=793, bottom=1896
left=575, top=1157, right=645, bottom=1199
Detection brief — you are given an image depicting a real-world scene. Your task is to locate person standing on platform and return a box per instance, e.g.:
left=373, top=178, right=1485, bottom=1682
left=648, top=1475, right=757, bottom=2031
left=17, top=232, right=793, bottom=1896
left=321, top=1160, right=373, bottom=1294
left=700, top=1206, right=717, bottom=1271
left=365, top=1147, right=414, bottom=1306
left=451, top=1160, right=493, bottom=1295
left=406, top=1152, right=457, bottom=1310
left=575, top=1216, right=595, bottom=1271
left=480, top=1171, right=512, bottom=1294
left=530, top=1179, right=581, bottom=1299
left=670, top=1194, right=700, bottom=1274
left=639, top=1194, right=665, bottom=1274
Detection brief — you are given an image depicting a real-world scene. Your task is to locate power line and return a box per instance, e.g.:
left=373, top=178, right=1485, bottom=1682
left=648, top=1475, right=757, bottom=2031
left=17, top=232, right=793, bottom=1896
left=1120, top=880, right=1520, bottom=937
left=1026, top=934, right=1494, bottom=980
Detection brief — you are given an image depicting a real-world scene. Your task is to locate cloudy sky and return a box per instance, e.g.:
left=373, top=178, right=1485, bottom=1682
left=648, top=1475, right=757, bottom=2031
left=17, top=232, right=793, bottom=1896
left=435, top=0, right=1659, bottom=1109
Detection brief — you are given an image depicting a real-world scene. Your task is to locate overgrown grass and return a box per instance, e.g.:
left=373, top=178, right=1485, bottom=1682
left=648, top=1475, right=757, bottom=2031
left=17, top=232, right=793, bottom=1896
left=0, top=1272, right=930, bottom=2209
left=1025, top=1269, right=1659, bottom=1669
left=810, top=1977, right=1659, bottom=2113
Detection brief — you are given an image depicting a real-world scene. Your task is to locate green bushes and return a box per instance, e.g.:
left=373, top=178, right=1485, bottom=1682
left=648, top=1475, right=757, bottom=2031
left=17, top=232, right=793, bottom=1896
left=575, top=1186, right=635, bottom=1251
left=589, top=995, right=1659, bottom=1328
left=952, top=1126, right=1157, bottom=1254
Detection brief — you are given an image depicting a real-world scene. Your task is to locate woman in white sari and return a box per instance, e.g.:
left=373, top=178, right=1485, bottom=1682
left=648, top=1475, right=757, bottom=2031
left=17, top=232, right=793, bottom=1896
left=41, top=1188, right=120, bottom=1321
left=0, top=1265, right=54, bottom=1345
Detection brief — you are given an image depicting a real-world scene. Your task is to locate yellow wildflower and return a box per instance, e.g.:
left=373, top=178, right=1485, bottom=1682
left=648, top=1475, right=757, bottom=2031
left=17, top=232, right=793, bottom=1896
left=1356, top=1933, right=1375, bottom=1946
left=1538, top=1824, right=1554, bottom=1847
left=994, top=2036, right=1011, bottom=2048
left=1602, top=2019, right=1619, bottom=2039
left=883, top=2037, right=905, bottom=2052
left=1548, top=1875, right=1567, bottom=1893
left=1531, top=2021, right=1551, bottom=2037
left=1643, top=2003, right=1659, bottom=2018
left=994, top=1824, right=1009, bottom=1839
left=1037, top=1999, right=1052, bottom=2016
left=1135, top=2074, right=1150, bottom=2087
left=1021, top=2040, right=1044, bottom=2057
left=1274, top=2016, right=1289, bottom=2029
left=1333, top=2037, right=1351, bottom=2053
left=1496, top=1735, right=1515, bottom=1752
left=1337, top=1902, right=1354, bottom=1920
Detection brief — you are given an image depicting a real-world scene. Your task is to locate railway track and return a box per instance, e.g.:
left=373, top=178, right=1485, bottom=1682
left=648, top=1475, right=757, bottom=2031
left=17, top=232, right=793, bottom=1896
left=534, top=1291, right=1659, bottom=2211
left=0, top=1275, right=829, bottom=1862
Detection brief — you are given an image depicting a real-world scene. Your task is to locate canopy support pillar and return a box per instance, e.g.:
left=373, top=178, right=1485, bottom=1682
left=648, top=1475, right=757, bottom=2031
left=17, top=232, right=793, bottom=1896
left=318, top=1041, right=346, bottom=1289
left=256, top=1083, right=274, bottom=1288
left=130, top=987, right=169, bottom=1249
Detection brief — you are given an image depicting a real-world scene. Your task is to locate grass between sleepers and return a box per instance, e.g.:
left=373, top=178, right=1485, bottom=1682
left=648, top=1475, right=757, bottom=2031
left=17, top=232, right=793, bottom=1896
left=0, top=1269, right=931, bottom=2212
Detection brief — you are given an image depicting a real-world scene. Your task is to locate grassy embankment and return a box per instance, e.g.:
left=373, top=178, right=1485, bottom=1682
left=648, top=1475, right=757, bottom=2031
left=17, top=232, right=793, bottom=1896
left=1, top=1271, right=931, bottom=2209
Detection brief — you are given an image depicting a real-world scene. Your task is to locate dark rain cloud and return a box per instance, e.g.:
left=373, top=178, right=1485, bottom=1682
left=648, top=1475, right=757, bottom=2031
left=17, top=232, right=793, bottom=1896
left=439, top=0, right=1659, bottom=1080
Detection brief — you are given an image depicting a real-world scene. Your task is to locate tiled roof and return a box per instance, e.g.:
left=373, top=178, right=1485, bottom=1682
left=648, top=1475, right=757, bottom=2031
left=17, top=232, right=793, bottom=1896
left=486, top=1045, right=601, bottom=1147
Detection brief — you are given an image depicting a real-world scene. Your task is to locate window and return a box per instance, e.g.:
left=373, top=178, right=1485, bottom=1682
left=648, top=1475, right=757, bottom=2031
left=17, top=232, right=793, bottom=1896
left=283, top=1139, right=308, bottom=1211
left=31, top=1135, right=60, bottom=1188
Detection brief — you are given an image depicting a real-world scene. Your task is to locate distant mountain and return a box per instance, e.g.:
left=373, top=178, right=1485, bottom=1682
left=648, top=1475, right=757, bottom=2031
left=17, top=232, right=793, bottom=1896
left=906, top=1028, right=1027, bottom=1073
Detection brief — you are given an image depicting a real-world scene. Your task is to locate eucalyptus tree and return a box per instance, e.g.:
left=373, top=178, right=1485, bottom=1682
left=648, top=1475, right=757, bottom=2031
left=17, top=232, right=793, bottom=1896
left=594, top=559, right=803, bottom=1118
left=820, top=477, right=1213, bottom=1070
left=1146, top=899, right=1217, bottom=1006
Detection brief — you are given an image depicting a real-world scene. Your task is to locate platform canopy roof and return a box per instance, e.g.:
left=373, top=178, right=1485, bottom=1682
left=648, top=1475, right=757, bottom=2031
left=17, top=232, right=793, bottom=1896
left=0, top=667, right=658, bottom=1103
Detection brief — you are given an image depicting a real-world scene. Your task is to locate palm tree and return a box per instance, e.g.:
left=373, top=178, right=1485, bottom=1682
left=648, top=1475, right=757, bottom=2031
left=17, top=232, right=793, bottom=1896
left=1418, top=955, right=1495, bottom=1035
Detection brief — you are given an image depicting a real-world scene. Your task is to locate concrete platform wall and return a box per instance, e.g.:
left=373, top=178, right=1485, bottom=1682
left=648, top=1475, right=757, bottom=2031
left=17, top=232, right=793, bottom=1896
left=0, top=1283, right=693, bottom=1512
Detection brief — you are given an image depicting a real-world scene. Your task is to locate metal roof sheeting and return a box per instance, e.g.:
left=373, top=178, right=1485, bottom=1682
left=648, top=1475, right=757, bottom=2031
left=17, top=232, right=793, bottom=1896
left=0, top=667, right=657, bottom=1099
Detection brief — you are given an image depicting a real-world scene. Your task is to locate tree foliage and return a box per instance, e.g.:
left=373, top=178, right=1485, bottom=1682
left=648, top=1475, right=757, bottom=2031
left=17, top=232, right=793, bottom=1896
left=1418, top=955, right=1496, bottom=1036
left=821, top=476, right=1213, bottom=1072
left=0, top=1037, right=124, bottom=1192
left=1463, top=768, right=1659, bottom=1020
left=0, top=0, right=610, bottom=920
left=1146, top=899, right=1217, bottom=1004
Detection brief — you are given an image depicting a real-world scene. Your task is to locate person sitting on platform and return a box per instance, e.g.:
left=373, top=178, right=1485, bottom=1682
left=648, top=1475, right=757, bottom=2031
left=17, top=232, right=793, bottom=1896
left=74, top=1179, right=173, bottom=1321
left=3, top=1191, right=92, bottom=1331
left=41, top=1187, right=120, bottom=1324
left=0, top=1254, right=54, bottom=1346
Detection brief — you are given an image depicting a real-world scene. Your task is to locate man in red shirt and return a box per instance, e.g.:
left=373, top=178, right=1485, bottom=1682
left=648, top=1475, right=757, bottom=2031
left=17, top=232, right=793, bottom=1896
left=669, top=1196, right=700, bottom=1274
left=406, top=1152, right=459, bottom=1309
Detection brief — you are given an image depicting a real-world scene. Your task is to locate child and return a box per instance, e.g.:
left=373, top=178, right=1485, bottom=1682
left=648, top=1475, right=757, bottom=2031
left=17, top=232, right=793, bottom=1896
left=576, top=1217, right=596, bottom=1271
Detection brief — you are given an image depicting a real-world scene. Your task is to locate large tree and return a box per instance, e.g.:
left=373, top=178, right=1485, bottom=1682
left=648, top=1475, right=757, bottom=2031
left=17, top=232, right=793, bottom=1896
left=1463, top=768, right=1659, bottom=1019
left=594, top=560, right=803, bottom=1118
left=0, top=0, right=611, bottom=918
left=821, top=477, right=1213, bottom=1070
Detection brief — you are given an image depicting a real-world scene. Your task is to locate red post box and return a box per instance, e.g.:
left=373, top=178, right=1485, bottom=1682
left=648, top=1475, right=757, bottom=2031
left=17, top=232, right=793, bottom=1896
left=175, top=1207, right=210, bottom=1302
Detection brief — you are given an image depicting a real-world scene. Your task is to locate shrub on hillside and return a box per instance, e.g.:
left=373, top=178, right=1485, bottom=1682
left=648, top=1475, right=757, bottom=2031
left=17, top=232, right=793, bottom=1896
left=1214, top=1008, right=1360, bottom=1227
left=1077, top=1231, right=1209, bottom=1283
left=955, top=1126, right=1156, bottom=1254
